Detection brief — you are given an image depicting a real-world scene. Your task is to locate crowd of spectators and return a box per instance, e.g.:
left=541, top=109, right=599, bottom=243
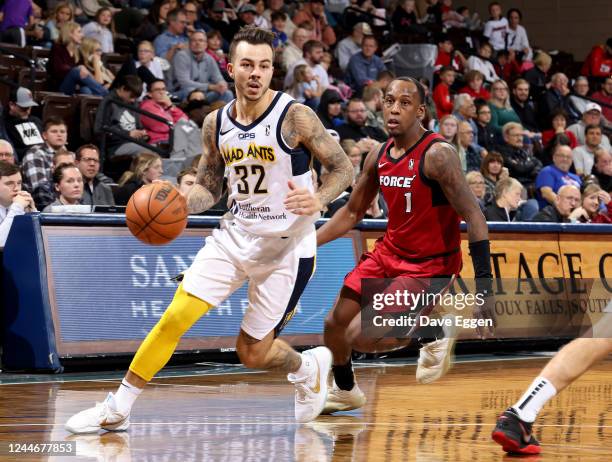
left=0, top=0, right=611, bottom=248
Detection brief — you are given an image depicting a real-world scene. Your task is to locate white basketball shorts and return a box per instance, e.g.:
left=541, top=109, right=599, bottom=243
left=182, top=219, right=316, bottom=340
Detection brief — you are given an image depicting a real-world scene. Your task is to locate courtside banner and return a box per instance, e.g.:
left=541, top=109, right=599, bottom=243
left=41, top=226, right=357, bottom=356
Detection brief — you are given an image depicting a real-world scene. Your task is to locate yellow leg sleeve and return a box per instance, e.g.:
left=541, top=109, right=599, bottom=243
left=129, top=283, right=213, bottom=382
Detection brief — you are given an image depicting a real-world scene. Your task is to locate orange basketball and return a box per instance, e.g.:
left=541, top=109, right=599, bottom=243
left=126, top=183, right=188, bottom=245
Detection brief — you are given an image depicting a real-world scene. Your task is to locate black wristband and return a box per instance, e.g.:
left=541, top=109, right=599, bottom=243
left=469, top=239, right=493, bottom=297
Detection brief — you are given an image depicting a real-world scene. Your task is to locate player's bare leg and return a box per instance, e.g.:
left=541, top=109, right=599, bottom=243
left=492, top=338, right=612, bottom=454
left=322, top=288, right=367, bottom=414
left=65, top=284, right=213, bottom=434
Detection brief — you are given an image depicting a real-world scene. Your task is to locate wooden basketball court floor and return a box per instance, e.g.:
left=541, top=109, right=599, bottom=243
left=0, top=354, right=610, bottom=461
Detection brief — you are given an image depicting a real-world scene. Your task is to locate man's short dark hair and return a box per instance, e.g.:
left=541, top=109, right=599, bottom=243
left=229, top=26, right=275, bottom=62
left=43, top=116, right=67, bottom=132
left=166, top=8, right=184, bottom=23
left=303, top=39, right=324, bottom=56
left=496, top=49, right=510, bottom=58
left=362, top=35, right=377, bottom=45
left=507, top=8, right=522, bottom=20
left=147, top=79, right=166, bottom=92
left=75, top=144, right=99, bottom=161
left=585, top=124, right=602, bottom=136
left=117, top=74, right=143, bottom=97
left=0, top=160, right=20, bottom=178
left=270, top=11, right=286, bottom=22
left=390, top=77, right=426, bottom=104
left=474, top=98, right=489, bottom=112
left=436, top=33, right=450, bottom=45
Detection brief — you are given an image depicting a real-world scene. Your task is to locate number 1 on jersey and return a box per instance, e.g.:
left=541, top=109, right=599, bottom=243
left=404, top=192, right=412, bottom=213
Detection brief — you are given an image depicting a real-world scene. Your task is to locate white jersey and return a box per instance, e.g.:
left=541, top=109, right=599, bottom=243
left=216, top=91, right=318, bottom=237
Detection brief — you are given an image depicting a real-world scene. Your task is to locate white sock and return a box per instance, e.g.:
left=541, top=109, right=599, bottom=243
left=293, top=353, right=315, bottom=379
left=512, top=376, right=557, bottom=423
left=113, top=378, right=143, bottom=414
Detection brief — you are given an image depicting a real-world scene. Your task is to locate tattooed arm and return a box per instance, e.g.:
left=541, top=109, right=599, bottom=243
left=282, top=103, right=353, bottom=215
left=423, top=142, right=488, bottom=243
left=187, top=110, right=226, bottom=214
left=425, top=142, right=495, bottom=337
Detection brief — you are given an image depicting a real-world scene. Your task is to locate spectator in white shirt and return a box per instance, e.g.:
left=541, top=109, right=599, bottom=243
left=506, top=8, right=532, bottom=61
left=483, top=2, right=508, bottom=52
left=284, top=39, right=330, bottom=90
left=0, top=161, right=36, bottom=248
left=82, top=7, right=114, bottom=53
left=467, top=42, right=500, bottom=84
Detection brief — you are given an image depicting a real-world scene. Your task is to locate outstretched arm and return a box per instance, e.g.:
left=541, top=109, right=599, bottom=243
left=317, top=145, right=381, bottom=246
left=281, top=103, right=353, bottom=215
left=187, top=111, right=226, bottom=214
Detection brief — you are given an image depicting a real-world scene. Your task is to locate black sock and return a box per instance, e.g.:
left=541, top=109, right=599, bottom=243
left=333, top=358, right=355, bottom=391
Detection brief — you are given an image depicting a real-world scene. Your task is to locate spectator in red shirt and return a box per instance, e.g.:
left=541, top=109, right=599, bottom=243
left=494, top=50, right=521, bottom=83
left=434, top=35, right=466, bottom=73
left=541, top=110, right=578, bottom=149
left=581, top=38, right=612, bottom=79
left=459, top=70, right=491, bottom=100
left=433, top=66, right=455, bottom=118
left=591, top=77, right=612, bottom=123
left=140, top=79, right=188, bottom=146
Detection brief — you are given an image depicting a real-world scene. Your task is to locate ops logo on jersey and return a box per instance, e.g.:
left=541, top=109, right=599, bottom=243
left=379, top=175, right=416, bottom=188
left=221, top=142, right=277, bottom=166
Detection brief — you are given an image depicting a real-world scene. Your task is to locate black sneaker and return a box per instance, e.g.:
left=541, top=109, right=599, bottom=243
left=491, top=408, right=541, bottom=455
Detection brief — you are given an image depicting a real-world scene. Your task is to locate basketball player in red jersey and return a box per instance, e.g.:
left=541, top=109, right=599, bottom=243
left=315, top=77, right=495, bottom=415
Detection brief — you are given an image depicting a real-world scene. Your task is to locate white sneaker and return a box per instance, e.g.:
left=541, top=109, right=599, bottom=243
left=288, top=346, right=332, bottom=423
left=321, top=381, right=366, bottom=414
left=415, top=337, right=456, bottom=384
left=65, top=393, right=130, bottom=434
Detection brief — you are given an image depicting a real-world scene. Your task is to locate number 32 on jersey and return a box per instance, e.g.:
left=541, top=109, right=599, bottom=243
left=234, top=165, right=268, bottom=195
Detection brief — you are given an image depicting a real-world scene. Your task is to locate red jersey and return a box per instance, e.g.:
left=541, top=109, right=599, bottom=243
left=376, top=131, right=462, bottom=271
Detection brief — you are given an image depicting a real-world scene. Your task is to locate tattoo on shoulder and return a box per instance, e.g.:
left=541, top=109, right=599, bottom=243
left=280, top=104, right=353, bottom=205
left=425, top=142, right=461, bottom=182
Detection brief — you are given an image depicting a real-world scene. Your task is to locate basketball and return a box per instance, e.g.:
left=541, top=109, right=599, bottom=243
left=126, top=183, right=188, bottom=245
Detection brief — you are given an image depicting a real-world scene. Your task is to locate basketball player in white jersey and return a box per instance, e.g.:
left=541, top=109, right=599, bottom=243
left=65, top=27, right=353, bottom=433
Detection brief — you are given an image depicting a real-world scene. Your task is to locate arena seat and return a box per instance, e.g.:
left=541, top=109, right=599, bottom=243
left=40, top=93, right=78, bottom=140
left=78, top=95, right=103, bottom=144
left=102, top=53, right=130, bottom=76
left=0, top=65, right=17, bottom=107
left=18, top=68, right=49, bottom=93
left=0, top=42, right=32, bottom=57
